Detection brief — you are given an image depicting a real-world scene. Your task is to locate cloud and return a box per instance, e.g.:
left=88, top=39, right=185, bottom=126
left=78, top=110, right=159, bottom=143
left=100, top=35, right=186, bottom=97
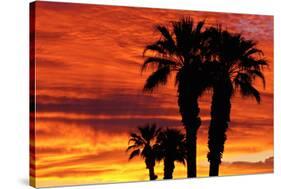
left=36, top=30, right=68, bottom=41
left=220, top=156, right=273, bottom=175
left=35, top=57, right=70, bottom=68
left=39, top=168, right=117, bottom=178
left=32, top=1, right=273, bottom=187
left=229, top=156, right=273, bottom=167
left=36, top=94, right=179, bottom=116
left=36, top=149, right=128, bottom=176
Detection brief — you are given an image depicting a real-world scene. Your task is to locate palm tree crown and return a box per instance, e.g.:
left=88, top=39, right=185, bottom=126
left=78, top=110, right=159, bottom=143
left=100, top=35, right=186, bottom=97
left=154, top=128, right=186, bottom=179
left=127, top=123, right=161, bottom=180
left=142, top=17, right=210, bottom=93
left=205, top=26, right=267, bottom=100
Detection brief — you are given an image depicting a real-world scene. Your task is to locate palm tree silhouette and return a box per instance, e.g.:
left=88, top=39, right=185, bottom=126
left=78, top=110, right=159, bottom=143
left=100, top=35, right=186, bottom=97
left=204, top=26, right=268, bottom=176
left=127, top=123, right=161, bottom=180
left=142, top=17, right=210, bottom=178
left=154, top=128, right=186, bottom=179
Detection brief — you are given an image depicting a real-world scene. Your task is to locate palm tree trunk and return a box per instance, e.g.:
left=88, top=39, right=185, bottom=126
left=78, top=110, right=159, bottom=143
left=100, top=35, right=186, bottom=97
left=186, top=128, right=198, bottom=178
left=209, top=159, right=219, bottom=176
left=163, top=159, right=175, bottom=179
left=208, top=120, right=229, bottom=176
left=148, top=166, right=157, bottom=180
left=178, top=77, right=201, bottom=178
left=146, top=158, right=157, bottom=180
left=208, top=80, right=232, bottom=176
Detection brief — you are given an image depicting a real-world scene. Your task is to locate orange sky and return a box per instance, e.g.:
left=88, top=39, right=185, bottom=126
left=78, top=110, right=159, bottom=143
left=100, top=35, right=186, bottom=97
left=31, top=1, right=273, bottom=187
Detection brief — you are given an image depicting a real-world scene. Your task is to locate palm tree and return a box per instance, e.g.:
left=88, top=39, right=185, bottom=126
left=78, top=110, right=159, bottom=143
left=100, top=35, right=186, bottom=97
left=142, top=17, right=210, bottom=178
left=204, top=26, right=268, bottom=176
left=127, top=123, right=161, bottom=180
left=154, top=128, right=186, bottom=179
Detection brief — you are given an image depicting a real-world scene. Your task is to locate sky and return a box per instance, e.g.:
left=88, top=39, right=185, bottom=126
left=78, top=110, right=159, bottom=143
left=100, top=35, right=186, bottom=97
left=30, top=1, right=273, bottom=187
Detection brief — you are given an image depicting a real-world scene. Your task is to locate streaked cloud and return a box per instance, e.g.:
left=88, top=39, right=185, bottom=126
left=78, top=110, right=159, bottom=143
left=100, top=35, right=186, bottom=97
left=32, top=1, right=273, bottom=187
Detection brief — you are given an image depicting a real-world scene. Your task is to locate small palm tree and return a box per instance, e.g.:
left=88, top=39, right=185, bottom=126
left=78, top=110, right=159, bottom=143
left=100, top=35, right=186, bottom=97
left=154, top=128, right=186, bottom=179
left=142, top=17, right=210, bottom=178
left=127, top=123, right=161, bottom=180
left=204, top=26, right=268, bottom=176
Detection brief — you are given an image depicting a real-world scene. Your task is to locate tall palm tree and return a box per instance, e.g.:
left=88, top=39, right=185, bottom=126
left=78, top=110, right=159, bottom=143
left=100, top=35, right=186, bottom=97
left=154, top=128, right=186, bottom=179
left=142, top=17, right=210, bottom=178
left=204, top=26, right=268, bottom=176
left=127, top=123, right=161, bottom=180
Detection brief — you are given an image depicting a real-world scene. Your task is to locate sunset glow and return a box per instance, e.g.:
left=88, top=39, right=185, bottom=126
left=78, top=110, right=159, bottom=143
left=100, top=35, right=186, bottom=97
left=30, top=1, right=273, bottom=187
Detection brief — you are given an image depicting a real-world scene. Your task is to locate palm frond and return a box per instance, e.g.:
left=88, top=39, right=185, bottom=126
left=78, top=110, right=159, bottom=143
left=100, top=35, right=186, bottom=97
left=247, top=69, right=266, bottom=88
left=195, top=20, right=205, bottom=35
left=143, top=66, right=171, bottom=92
left=144, top=42, right=165, bottom=55
left=126, top=144, right=139, bottom=152
left=129, top=149, right=140, bottom=160
left=234, top=73, right=261, bottom=103
left=172, top=17, right=194, bottom=54
left=239, top=38, right=256, bottom=53
left=128, top=133, right=145, bottom=145
left=143, top=39, right=177, bottom=56
left=239, top=57, right=268, bottom=70
left=244, top=48, right=264, bottom=57
left=155, top=25, right=176, bottom=50
left=142, top=57, right=178, bottom=72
